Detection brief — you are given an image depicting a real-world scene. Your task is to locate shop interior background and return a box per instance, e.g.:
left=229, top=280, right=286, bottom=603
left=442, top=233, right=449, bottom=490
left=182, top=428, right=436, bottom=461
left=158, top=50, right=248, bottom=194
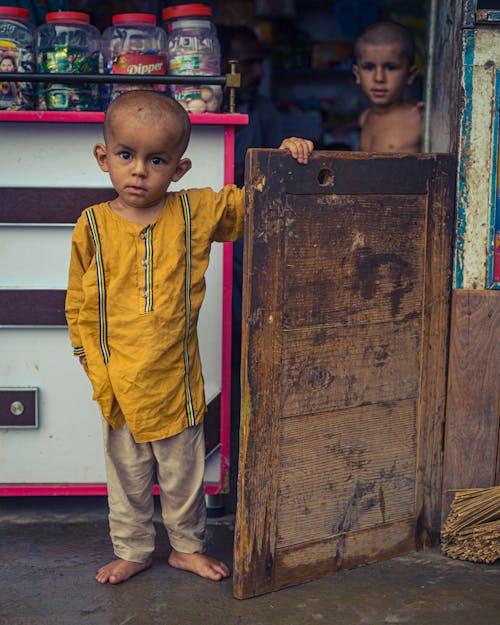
left=6, top=0, right=429, bottom=149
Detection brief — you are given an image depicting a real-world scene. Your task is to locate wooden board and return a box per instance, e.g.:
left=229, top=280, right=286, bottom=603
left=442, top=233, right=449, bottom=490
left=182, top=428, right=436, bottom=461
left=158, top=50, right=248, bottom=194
left=234, top=151, right=455, bottom=599
left=442, top=289, right=500, bottom=521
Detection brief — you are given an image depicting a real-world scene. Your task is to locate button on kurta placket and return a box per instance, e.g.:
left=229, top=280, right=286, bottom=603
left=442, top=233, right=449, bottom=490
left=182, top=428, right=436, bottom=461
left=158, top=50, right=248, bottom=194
left=140, top=226, right=154, bottom=313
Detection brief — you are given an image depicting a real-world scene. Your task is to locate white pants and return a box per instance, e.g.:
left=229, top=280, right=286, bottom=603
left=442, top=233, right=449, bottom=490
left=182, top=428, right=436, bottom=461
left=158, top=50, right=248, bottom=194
left=102, top=419, right=207, bottom=564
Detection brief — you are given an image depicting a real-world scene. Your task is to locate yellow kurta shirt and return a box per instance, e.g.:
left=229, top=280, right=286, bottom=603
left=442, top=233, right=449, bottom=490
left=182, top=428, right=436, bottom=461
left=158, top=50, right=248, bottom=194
left=65, top=185, right=245, bottom=443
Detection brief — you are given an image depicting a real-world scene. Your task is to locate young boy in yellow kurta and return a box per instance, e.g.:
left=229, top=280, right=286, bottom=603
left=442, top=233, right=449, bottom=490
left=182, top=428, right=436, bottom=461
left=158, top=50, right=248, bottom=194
left=65, top=90, right=312, bottom=585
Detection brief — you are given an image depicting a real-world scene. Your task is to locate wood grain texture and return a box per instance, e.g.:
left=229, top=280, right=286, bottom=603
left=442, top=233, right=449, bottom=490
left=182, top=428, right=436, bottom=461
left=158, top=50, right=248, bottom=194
left=234, top=151, right=455, bottom=599
left=414, top=155, right=456, bottom=545
left=426, top=0, right=463, bottom=153
left=277, top=400, right=417, bottom=548
left=273, top=518, right=415, bottom=592
left=234, top=151, right=286, bottom=599
left=283, top=194, right=426, bottom=328
left=281, top=319, right=421, bottom=417
left=442, top=290, right=500, bottom=522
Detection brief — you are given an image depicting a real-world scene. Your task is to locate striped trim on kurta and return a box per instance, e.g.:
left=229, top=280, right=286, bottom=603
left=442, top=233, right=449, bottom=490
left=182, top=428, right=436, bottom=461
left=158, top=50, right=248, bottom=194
left=85, top=208, right=110, bottom=365
left=143, top=225, right=154, bottom=313
left=180, top=193, right=196, bottom=427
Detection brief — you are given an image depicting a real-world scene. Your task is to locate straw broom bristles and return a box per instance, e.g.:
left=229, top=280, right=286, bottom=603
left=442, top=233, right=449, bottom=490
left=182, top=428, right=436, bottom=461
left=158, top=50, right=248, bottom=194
left=441, top=486, right=500, bottom=564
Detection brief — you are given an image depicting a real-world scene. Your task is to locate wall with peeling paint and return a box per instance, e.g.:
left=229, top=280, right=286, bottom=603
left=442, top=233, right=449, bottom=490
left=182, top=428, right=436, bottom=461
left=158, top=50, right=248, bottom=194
left=455, top=24, right=500, bottom=289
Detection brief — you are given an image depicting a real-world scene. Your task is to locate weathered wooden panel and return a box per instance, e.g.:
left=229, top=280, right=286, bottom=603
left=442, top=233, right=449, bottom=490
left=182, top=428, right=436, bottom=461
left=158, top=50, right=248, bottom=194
left=497, top=402, right=500, bottom=485
left=426, top=0, right=463, bottom=153
left=273, top=518, right=415, bottom=590
left=282, top=320, right=421, bottom=416
left=414, top=154, right=457, bottom=544
left=281, top=155, right=431, bottom=195
left=283, top=195, right=425, bottom=328
left=442, top=290, right=500, bottom=521
left=234, top=151, right=455, bottom=599
left=278, top=400, right=417, bottom=548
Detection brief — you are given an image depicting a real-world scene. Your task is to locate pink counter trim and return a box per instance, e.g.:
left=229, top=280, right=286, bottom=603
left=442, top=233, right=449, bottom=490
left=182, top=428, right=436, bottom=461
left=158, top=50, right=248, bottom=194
left=0, top=483, right=223, bottom=496
left=0, top=111, right=248, bottom=125
left=0, top=484, right=108, bottom=496
left=218, top=125, right=236, bottom=493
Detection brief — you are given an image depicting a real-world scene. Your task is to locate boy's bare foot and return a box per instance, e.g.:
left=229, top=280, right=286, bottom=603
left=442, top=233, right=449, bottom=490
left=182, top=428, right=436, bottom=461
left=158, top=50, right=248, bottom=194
left=95, top=557, right=152, bottom=585
left=168, top=549, right=230, bottom=581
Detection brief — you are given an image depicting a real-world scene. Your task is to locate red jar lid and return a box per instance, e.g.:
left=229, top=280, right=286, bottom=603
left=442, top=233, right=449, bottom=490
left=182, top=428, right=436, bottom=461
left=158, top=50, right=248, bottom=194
left=162, top=4, right=212, bottom=21
left=0, top=6, right=30, bottom=19
left=46, top=11, right=90, bottom=23
left=112, top=13, right=157, bottom=25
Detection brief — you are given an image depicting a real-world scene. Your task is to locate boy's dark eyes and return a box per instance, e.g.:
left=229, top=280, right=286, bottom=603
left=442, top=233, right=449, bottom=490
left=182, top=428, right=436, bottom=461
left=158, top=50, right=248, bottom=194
left=117, top=152, right=164, bottom=165
left=361, top=62, right=401, bottom=71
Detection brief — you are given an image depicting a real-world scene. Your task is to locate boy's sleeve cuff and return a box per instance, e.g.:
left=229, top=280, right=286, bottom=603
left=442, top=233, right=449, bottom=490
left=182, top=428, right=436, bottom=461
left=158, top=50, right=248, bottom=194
left=73, top=346, right=85, bottom=357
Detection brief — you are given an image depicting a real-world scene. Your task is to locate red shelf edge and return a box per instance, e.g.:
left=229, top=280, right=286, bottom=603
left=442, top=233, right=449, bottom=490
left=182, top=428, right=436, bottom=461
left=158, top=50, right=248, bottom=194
left=0, top=110, right=248, bottom=125
left=0, top=483, right=223, bottom=496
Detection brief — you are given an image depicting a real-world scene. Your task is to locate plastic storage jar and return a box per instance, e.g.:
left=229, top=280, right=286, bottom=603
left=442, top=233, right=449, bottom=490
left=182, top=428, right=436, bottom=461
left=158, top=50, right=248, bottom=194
left=102, top=13, right=167, bottom=105
left=36, top=11, right=101, bottom=111
left=163, top=3, right=221, bottom=113
left=0, top=6, right=35, bottom=110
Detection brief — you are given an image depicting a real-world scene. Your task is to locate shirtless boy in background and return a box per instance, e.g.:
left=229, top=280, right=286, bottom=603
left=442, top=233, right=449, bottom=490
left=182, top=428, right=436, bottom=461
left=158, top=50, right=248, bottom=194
left=353, top=21, right=422, bottom=153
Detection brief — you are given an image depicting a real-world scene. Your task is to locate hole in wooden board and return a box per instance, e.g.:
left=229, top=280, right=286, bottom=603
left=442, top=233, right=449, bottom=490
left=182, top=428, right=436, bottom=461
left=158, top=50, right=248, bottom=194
left=317, top=167, right=334, bottom=186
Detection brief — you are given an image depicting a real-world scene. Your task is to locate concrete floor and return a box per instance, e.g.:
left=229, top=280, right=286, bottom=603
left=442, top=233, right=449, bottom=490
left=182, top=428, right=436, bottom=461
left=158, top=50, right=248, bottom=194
left=1, top=497, right=499, bottom=625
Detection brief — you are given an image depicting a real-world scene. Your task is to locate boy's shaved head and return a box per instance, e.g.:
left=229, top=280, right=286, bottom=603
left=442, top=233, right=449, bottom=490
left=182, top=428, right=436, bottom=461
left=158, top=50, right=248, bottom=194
left=103, top=90, right=192, bottom=155
left=354, top=21, right=416, bottom=65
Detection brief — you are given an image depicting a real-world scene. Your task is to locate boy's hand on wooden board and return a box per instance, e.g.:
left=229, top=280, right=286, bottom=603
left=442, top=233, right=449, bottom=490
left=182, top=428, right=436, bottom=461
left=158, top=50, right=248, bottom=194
left=279, top=137, right=314, bottom=164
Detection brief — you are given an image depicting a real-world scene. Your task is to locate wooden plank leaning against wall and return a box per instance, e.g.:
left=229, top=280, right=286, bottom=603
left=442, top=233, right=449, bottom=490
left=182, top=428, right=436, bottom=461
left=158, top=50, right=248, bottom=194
left=442, top=291, right=500, bottom=519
